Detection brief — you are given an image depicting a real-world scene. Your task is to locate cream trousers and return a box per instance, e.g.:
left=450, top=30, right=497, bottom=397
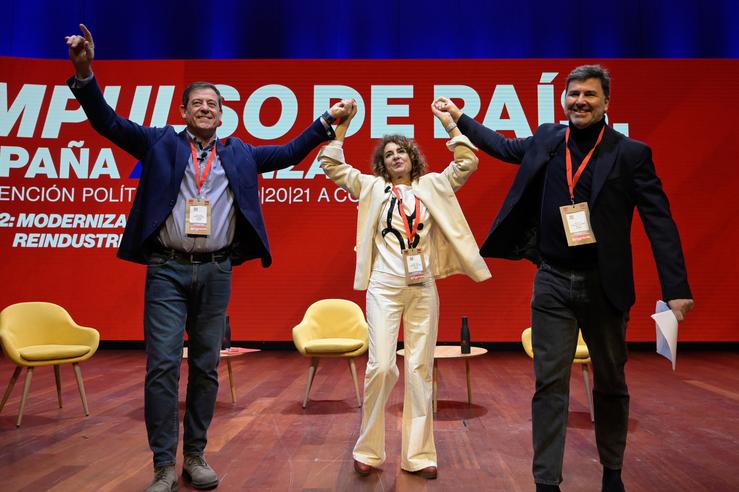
left=353, top=271, right=439, bottom=471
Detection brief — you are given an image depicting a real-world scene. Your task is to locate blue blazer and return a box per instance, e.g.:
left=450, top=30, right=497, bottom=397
left=68, top=76, right=333, bottom=267
left=457, top=114, right=691, bottom=312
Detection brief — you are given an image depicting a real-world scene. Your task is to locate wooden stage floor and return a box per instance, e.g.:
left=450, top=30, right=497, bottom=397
left=1, top=349, right=737, bottom=491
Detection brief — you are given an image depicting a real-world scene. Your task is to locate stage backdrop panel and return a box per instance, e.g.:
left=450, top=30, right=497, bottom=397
left=1, top=58, right=737, bottom=341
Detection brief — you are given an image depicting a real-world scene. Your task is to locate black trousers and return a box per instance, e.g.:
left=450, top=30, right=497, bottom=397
left=531, top=261, right=630, bottom=486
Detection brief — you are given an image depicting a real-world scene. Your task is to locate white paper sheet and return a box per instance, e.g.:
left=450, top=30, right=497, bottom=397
left=652, top=300, right=678, bottom=370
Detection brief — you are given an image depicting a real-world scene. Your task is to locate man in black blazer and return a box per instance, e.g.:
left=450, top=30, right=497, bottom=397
left=436, top=65, right=693, bottom=492
left=65, top=25, right=352, bottom=492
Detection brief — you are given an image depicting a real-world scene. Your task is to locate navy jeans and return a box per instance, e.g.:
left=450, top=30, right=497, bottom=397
left=531, top=261, right=629, bottom=486
left=143, top=253, right=232, bottom=468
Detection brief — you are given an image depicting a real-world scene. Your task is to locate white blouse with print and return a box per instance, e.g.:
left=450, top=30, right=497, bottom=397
left=371, top=184, right=434, bottom=278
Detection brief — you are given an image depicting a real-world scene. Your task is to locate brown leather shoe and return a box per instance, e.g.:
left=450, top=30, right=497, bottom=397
left=409, top=466, right=437, bottom=479
left=353, top=459, right=374, bottom=476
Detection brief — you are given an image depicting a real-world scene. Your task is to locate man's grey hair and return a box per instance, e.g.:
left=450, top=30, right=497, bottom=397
left=566, top=65, right=611, bottom=97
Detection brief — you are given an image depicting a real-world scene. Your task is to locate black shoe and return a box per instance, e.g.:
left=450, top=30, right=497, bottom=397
left=536, top=484, right=561, bottom=492
left=602, top=467, right=625, bottom=492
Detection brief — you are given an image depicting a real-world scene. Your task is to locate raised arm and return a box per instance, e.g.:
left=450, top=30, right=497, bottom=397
left=435, top=97, right=531, bottom=164
left=65, top=23, right=94, bottom=79
left=64, top=24, right=161, bottom=161
left=432, top=98, right=479, bottom=192
left=317, top=101, right=366, bottom=198
left=332, top=100, right=356, bottom=143
left=432, top=97, right=461, bottom=138
left=252, top=99, right=354, bottom=173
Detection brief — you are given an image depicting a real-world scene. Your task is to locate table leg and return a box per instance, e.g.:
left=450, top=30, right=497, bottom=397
left=227, top=359, right=236, bottom=404
left=466, top=359, right=472, bottom=406
left=433, top=361, right=438, bottom=413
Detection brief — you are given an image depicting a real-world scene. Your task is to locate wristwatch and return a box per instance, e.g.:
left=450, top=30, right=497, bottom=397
left=321, top=111, right=336, bottom=124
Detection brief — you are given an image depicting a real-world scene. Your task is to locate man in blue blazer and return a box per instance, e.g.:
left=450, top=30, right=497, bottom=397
left=436, top=65, right=693, bottom=492
left=65, top=25, right=351, bottom=492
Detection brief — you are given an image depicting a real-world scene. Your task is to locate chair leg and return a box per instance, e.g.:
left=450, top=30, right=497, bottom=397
left=348, top=358, right=361, bottom=407
left=0, top=367, right=22, bottom=413
left=17, top=367, right=34, bottom=427
left=72, top=363, right=90, bottom=416
left=54, top=365, right=63, bottom=408
left=302, top=358, right=319, bottom=408
left=582, top=363, right=595, bottom=422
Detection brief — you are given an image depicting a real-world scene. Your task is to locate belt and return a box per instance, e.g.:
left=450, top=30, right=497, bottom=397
left=540, top=260, right=597, bottom=275
left=153, top=245, right=230, bottom=264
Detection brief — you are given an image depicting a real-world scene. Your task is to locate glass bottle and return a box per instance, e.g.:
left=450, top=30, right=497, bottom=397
left=461, top=316, right=470, bottom=354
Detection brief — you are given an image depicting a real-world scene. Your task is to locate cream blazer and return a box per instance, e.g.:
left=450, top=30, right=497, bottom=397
left=318, top=135, right=492, bottom=291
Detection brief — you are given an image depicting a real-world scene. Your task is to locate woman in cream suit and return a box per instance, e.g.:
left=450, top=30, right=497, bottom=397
left=317, top=99, right=491, bottom=480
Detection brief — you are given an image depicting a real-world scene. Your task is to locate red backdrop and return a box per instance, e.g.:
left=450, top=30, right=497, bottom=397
left=1, top=58, right=737, bottom=341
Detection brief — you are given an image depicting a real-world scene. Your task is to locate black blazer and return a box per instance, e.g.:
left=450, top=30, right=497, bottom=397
left=458, top=114, right=692, bottom=312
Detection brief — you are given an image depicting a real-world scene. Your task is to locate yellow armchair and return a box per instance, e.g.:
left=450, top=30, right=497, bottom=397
left=0, top=302, right=100, bottom=426
left=292, top=299, right=368, bottom=408
left=521, top=327, right=594, bottom=422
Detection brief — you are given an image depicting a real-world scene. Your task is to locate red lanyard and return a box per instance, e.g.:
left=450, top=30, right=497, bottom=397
left=391, top=184, right=421, bottom=245
left=189, top=141, right=217, bottom=193
left=565, top=126, right=605, bottom=203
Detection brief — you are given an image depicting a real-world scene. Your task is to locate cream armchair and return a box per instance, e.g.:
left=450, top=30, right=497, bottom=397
left=0, top=302, right=100, bottom=426
left=292, top=299, right=368, bottom=408
left=521, top=327, right=595, bottom=422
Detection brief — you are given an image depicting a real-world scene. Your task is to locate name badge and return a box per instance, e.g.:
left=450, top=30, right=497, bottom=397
left=559, top=202, right=596, bottom=246
left=185, top=198, right=211, bottom=236
left=402, top=247, right=429, bottom=285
